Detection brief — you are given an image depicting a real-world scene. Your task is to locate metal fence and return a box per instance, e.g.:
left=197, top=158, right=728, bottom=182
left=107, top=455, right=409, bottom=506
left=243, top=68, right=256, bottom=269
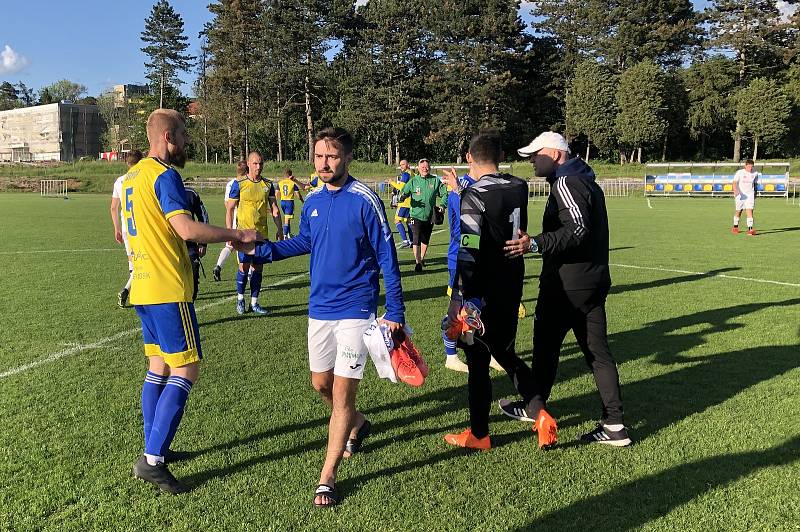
left=527, top=178, right=642, bottom=200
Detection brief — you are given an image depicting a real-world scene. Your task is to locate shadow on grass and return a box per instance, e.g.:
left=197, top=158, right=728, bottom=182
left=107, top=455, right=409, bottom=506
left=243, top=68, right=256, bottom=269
left=535, top=298, right=800, bottom=414
left=609, top=267, right=740, bottom=296
left=199, top=304, right=309, bottom=326
left=514, top=435, right=800, bottom=531
left=755, top=226, right=800, bottom=235
left=550, top=344, right=798, bottom=441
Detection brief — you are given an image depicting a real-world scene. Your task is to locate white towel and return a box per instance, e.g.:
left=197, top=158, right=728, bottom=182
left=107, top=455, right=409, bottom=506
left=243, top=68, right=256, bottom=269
left=363, top=317, right=414, bottom=383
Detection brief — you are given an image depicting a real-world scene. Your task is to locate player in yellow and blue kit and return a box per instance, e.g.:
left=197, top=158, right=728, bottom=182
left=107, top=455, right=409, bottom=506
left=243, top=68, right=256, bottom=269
left=226, top=151, right=283, bottom=315
left=278, top=168, right=304, bottom=239
left=304, top=171, right=322, bottom=191
left=386, top=159, right=414, bottom=248
left=128, top=109, right=259, bottom=494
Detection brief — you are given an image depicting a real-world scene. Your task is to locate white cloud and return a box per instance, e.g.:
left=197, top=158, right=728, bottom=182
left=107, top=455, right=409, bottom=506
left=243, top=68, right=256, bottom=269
left=776, top=1, right=798, bottom=22
left=0, top=45, right=29, bottom=75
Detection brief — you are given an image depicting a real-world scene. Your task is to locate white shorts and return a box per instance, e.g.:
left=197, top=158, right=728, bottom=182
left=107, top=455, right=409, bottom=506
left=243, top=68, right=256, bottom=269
left=308, top=315, right=374, bottom=379
left=122, top=232, right=133, bottom=270
left=735, top=195, right=755, bottom=211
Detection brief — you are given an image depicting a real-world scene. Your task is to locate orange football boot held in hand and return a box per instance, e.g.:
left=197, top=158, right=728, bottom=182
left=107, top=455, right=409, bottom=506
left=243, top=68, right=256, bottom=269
left=389, top=328, right=428, bottom=387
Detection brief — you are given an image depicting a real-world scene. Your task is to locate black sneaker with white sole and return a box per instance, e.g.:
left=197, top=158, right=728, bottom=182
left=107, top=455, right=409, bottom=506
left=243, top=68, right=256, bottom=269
left=132, top=455, right=191, bottom=494
left=212, top=265, right=222, bottom=282
left=498, top=399, right=534, bottom=422
left=579, top=423, right=632, bottom=447
left=117, top=288, right=129, bottom=308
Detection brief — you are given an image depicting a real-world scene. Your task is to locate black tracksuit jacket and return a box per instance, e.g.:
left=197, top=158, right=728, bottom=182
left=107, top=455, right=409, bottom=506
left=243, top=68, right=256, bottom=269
left=531, top=158, right=611, bottom=291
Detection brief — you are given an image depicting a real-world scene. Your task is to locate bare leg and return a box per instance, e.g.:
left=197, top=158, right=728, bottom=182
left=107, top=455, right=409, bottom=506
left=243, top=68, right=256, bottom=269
left=311, top=371, right=365, bottom=458
left=315, top=375, right=360, bottom=506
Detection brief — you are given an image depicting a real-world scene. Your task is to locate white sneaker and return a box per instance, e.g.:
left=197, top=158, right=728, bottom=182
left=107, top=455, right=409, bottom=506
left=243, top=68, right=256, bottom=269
left=445, top=356, right=469, bottom=373
left=489, top=357, right=505, bottom=372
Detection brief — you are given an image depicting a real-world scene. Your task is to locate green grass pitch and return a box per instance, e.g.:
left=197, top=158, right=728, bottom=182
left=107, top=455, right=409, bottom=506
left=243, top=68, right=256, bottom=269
left=0, top=191, right=798, bottom=531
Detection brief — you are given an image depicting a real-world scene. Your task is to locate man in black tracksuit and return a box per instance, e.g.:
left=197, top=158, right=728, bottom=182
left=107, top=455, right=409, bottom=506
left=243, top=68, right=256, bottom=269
left=442, top=129, right=538, bottom=450
left=501, top=131, right=631, bottom=447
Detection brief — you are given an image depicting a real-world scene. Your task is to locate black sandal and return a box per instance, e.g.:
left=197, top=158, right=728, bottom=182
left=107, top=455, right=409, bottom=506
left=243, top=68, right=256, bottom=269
left=313, top=484, right=339, bottom=508
left=345, top=419, right=372, bottom=456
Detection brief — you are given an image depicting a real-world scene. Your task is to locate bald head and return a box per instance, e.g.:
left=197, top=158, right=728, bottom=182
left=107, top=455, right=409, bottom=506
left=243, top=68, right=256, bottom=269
left=147, top=109, right=184, bottom=145
left=247, top=151, right=263, bottom=179
left=146, top=108, right=189, bottom=168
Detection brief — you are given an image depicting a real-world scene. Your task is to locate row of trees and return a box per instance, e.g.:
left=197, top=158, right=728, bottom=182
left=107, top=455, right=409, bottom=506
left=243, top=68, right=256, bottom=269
left=7, top=0, right=800, bottom=164
left=0, top=79, right=92, bottom=111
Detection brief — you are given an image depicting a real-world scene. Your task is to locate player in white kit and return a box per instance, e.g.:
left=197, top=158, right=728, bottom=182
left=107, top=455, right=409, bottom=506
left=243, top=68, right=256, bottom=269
left=732, top=159, right=759, bottom=236
left=212, top=161, right=247, bottom=281
left=109, top=150, right=143, bottom=307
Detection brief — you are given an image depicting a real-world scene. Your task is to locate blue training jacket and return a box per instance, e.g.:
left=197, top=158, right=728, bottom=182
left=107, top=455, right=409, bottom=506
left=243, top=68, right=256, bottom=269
left=252, top=176, right=406, bottom=323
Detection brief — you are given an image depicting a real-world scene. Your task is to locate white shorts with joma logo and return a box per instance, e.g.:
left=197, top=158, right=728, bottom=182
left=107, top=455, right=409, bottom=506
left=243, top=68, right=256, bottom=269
left=308, top=315, right=374, bottom=379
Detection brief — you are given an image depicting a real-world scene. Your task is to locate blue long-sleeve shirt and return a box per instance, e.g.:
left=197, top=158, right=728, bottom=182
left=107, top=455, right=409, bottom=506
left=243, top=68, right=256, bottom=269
left=252, top=176, right=406, bottom=323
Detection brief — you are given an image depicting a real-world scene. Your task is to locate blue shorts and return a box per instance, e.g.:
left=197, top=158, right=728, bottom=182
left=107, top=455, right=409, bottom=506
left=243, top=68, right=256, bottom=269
left=395, top=207, right=410, bottom=223
left=135, top=302, right=202, bottom=368
left=281, top=200, right=295, bottom=219
left=237, top=251, right=254, bottom=264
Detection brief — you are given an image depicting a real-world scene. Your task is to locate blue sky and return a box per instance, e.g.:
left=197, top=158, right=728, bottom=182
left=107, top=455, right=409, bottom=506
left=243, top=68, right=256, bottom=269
left=0, top=0, right=727, bottom=98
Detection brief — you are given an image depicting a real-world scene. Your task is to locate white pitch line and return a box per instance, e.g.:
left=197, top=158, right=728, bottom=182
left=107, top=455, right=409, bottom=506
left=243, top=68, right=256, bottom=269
left=646, top=198, right=653, bottom=209
left=610, top=263, right=800, bottom=288
left=0, top=272, right=309, bottom=380
left=0, top=248, right=118, bottom=256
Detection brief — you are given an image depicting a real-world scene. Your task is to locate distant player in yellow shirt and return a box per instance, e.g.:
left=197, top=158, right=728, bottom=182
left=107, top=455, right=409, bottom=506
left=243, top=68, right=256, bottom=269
left=127, top=109, right=258, bottom=494
left=386, top=159, right=414, bottom=248
left=277, top=168, right=305, bottom=239
left=304, top=171, right=322, bottom=191
left=226, top=151, right=284, bottom=315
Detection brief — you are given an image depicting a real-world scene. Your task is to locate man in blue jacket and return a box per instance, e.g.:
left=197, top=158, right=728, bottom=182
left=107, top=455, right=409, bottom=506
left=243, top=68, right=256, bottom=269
left=241, top=127, right=405, bottom=508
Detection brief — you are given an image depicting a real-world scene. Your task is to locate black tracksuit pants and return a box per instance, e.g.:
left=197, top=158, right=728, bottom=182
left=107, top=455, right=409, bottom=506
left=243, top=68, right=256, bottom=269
left=461, top=294, right=536, bottom=439
left=526, top=284, right=624, bottom=424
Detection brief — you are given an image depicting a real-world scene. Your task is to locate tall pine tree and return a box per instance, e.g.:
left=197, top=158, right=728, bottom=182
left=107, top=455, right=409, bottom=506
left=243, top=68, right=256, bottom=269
left=141, top=0, right=195, bottom=108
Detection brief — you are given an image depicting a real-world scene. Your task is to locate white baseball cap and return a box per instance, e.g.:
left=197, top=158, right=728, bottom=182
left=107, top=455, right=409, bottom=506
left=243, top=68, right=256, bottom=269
left=517, top=132, right=570, bottom=157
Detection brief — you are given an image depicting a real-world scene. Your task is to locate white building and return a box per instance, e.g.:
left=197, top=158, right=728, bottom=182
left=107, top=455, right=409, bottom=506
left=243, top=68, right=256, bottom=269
left=0, top=102, right=103, bottom=162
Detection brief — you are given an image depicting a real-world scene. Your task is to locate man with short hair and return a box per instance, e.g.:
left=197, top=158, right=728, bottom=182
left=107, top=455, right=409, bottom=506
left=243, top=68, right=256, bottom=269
left=241, top=127, right=405, bottom=508
left=442, top=129, right=538, bottom=450
left=127, top=109, right=259, bottom=494
left=501, top=131, right=631, bottom=448
left=110, top=149, right=143, bottom=307
left=277, top=168, right=304, bottom=239
left=212, top=160, right=248, bottom=282
left=386, top=159, right=414, bottom=248
left=732, top=159, right=759, bottom=236
left=226, top=151, right=283, bottom=315
left=398, top=158, right=447, bottom=272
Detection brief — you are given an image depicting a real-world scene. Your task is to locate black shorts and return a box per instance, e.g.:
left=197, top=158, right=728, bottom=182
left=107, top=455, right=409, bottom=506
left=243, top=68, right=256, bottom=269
left=410, top=218, right=434, bottom=245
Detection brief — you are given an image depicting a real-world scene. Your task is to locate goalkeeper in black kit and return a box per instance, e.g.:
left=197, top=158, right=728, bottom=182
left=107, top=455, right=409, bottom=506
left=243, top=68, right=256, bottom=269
left=443, top=129, right=545, bottom=450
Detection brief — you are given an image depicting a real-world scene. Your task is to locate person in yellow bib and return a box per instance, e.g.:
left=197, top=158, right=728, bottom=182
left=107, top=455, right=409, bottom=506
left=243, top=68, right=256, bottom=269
left=226, top=151, right=284, bottom=315
left=127, top=109, right=259, bottom=494
left=278, top=168, right=304, bottom=239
